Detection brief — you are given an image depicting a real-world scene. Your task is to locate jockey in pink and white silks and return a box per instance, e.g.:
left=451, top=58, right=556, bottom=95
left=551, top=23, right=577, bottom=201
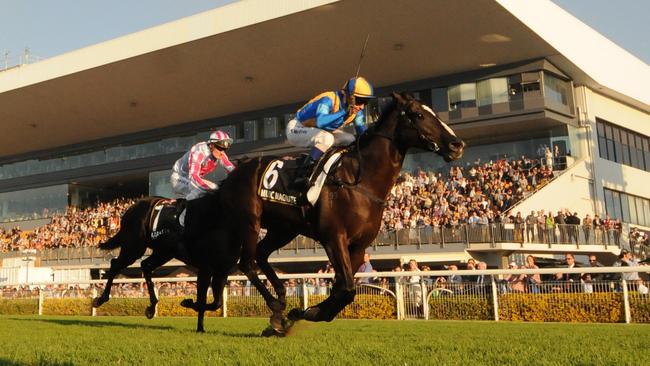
left=171, top=130, right=235, bottom=200
left=286, top=76, right=375, bottom=188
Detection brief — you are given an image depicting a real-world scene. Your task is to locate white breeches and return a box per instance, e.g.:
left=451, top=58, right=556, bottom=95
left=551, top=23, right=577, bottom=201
left=286, top=119, right=355, bottom=151
left=170, top=172, right=210, bottom=200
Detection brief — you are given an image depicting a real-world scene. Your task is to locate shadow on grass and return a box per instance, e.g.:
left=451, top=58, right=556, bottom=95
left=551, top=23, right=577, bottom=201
left=0, top=358, right=74, bottom=366
left=174, top=326, right=261, bottom=338
left=9, top=317, right=174, bottom=331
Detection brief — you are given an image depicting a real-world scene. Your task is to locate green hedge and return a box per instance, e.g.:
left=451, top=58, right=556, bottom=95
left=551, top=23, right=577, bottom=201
left=0, top=298, right=38, bottom=315
left=43, top=298, right=93, bottom=316
left=1, top=292, right=648, bottom=323
left=498, top=292, right=624, bottom=322
left=428, top=295, right=492, bottom=320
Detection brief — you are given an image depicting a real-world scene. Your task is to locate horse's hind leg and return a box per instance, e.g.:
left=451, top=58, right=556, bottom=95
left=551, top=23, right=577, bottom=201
left=205, top=272, right=228, bottom=311
left=255, top=229, right=298, bottom=333
left=194, top=271, right=211, bottom=333
left=141, top=250, right=173, bottom=319
left=238, top=222, right=281, bottom=312
left=93, top=246, right=144, bottom=308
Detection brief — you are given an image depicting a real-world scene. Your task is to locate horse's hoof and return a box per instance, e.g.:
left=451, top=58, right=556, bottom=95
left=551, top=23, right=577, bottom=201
left=287, top=308, right=304, bottom=321
left=196, top=328, right=205, bottom=333
left=145, top=306, right=156, bottom=319
left=281, top=317, right=296, bottom=332
left=261, top=326, right=285, bottom=338
left=180, top=299, right=194, bottom=309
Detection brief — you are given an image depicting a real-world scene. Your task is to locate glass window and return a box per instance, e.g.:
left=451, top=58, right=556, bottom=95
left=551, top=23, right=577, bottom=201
left=641, top=200, right=650, bottom=226
left=543, top=73, right=568, bottom=105
left=262, top=117, right=281, bottom=139
left=598, top=137, right=608, bottom=159
left=431, top=88, right=448, bottom=112
left=628, top=195, right=638, bottom=223
left=477, top=78, right=508, bottom=107
left=149, top=169, right=173, bottom=198
left=596, top=120, right=605, bottom=137
left=448, top=83, right=476, bottom=110
left=636, top=197, right=646, bottom=227
left=611, top=190, right=623, bottom=221
left=620, top=191, right=629, bottom=222
left=604, top=189, right=615, bottom=218
left=220, top=125, right=238, bottom=143
left=242, top=120, right=258, bottom=141
left=0, top=184, right=68, bottom=222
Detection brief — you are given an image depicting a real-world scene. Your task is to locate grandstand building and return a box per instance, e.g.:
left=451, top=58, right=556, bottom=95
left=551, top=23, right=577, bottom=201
left=1, top=0, right=649, bottom=280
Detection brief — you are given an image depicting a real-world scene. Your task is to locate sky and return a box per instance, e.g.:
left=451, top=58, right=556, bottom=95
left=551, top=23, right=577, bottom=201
left=0, top=0, right=648, bottom=66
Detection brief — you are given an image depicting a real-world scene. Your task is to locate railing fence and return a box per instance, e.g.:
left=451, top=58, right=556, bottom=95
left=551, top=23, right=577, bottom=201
left=1, top=267, right=649, bottom=323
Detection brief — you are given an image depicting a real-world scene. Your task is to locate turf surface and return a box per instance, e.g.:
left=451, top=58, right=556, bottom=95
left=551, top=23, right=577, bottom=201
left=0, top=316, right=647, bottom=365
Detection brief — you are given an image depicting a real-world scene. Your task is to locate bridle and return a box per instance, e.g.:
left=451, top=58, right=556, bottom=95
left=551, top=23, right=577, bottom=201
left=326, top=100, right=442, bottom=206
left=398, top=100, right=441, bottom=152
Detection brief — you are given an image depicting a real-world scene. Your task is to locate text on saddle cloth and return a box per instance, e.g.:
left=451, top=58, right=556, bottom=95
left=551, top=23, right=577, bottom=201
left=257, top=152, right=344, bottom=206
left=150, top=200, right=183, bottom=239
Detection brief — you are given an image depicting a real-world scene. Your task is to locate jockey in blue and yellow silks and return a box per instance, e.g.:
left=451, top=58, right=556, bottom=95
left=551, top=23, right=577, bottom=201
left=286, top=76, right=375, bottom=188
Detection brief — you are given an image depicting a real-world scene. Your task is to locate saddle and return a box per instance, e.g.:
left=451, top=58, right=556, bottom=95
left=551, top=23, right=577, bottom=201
left=258, top=148, right=345, bottom=207
left=149, top=199, right=185, bottom=240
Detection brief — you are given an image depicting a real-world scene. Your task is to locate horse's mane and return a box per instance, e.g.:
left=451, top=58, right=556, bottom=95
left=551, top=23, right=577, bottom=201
left=355, top=98, right=398, bottom=148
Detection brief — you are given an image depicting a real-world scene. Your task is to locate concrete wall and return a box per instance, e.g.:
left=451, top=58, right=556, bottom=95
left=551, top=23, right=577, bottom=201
left=509, top=159, right=595, bottom=218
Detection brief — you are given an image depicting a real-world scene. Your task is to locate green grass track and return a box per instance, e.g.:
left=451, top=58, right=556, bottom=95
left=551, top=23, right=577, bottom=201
left=0, top=316, right=647, bottom=365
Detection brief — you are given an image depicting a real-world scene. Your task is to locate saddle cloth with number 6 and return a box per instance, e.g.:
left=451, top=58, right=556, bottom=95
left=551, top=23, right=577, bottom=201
left=257, top=152, right=344, bottom=206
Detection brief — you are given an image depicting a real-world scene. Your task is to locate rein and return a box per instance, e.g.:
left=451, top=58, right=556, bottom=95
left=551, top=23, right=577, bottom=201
left=325, top=100, right=440, bottom=207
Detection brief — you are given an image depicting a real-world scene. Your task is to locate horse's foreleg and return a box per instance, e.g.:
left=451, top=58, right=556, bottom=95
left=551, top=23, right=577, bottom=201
left=298, top=240, right=362, bottom=322
left=141, top=251, right=173, bottom=319
left=193, top=271, right=211, bottom=333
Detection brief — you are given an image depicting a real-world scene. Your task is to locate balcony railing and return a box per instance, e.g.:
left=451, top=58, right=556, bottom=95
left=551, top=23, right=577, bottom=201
left=19, top=223, right=629, bottom=266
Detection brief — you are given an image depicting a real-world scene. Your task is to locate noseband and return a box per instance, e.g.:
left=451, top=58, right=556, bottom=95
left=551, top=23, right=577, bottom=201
left=399, top=102, right=441, bottom=152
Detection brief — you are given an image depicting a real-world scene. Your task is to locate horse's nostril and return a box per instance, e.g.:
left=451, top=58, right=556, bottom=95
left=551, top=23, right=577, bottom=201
left=449, top=141, right=464, bottom=152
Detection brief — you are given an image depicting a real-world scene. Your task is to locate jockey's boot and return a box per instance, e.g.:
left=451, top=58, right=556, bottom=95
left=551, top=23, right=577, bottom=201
left=174, top=198, right=187, bottom=227
left=292, top=155, right=316, bottom=190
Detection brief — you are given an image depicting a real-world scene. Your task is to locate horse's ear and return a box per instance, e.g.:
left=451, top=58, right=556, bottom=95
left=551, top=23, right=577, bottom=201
left=392, top=92, right=407, bottom=106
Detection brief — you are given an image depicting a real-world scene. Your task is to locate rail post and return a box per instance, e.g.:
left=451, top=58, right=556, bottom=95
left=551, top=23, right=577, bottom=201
left=302, top=280, right=309, bottom=310
left=91, top=287, right=97, bottom=316
left=622, top=279, right=631, bottom=324
left=38, top=287, right=43, bottom=316
left=491, top=275, right=499, bottom=322
left=222, top=286, right=228, bottom=318
left=395, top=280, right=405, bottom=320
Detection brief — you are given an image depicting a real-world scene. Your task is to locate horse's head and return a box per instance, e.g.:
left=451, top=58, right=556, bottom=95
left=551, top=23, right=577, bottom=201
left=392, top=92, right=465, bottom=162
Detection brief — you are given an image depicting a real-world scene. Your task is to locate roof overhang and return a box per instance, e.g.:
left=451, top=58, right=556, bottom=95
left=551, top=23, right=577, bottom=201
left=1, top=0, right=648, bottom=159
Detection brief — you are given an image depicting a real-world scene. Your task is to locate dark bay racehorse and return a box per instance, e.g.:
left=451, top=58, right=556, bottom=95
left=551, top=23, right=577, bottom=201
left=93, top=196, right=238, bottom=332
left=212, top=92, right=464, bottom=335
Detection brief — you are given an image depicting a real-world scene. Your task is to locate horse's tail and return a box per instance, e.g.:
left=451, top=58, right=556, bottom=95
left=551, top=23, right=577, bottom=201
left=98, top=232, right=122, bottom=250
left=97, top=198, right=144, bottom=251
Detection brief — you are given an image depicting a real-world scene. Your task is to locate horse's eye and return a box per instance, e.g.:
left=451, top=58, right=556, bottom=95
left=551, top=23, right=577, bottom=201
left=416, top=113, right=424, bottom=119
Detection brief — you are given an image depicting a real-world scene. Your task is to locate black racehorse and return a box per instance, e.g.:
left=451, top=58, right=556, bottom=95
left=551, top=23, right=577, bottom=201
left=210, top=92, right=465, bottom=335
left=93, top=196, right=238, bottom=332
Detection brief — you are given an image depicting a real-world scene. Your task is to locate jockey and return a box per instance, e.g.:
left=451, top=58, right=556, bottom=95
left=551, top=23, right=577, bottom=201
left=286, top=76, right=375, bottom=188
left=171, top=130, right=235, bottom=200
left=169, top=130, right=234, bottom=263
